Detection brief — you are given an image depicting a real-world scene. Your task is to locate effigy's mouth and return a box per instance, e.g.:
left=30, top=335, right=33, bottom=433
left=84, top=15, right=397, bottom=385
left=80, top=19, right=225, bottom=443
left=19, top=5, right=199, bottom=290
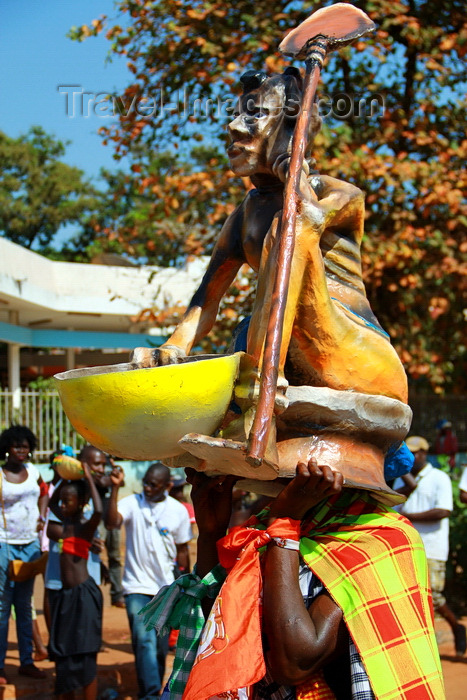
left=226, top=143, right=246, bottom=158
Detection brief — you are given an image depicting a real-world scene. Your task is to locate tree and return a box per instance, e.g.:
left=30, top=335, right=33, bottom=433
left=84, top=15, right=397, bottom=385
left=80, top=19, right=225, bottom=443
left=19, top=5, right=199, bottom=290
left=70, top=0, right=467, bottom=393
left=65, top=147, right=245, bottom=265
left=0, top=127, right=98, bottom=250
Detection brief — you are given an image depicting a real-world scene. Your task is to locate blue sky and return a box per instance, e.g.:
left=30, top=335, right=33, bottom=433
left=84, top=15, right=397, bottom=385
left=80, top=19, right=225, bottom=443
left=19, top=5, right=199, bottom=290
left=0, top=0, right=131, bottom=181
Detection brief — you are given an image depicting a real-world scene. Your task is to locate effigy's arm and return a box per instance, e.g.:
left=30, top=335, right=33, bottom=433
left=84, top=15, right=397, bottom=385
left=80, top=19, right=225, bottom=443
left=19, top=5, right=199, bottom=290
left=164, top=250, right=243, bottom=357
left=309, top=174, right=365, bottom=235
left=132, top=209, right=245, bottom=368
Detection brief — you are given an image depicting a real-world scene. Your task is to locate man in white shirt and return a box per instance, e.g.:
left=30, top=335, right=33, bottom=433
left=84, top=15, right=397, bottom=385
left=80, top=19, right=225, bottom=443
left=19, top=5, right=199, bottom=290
left=458, top=465, right=467, bottom=505
left=394, top=435, right=466, bottom=656
left=106, top=463, right=192, bottom=699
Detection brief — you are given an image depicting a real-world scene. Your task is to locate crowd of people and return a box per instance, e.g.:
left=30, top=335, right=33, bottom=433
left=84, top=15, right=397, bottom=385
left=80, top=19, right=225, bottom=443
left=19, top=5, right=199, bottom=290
left=0, top=422, right=464, bottom=698
left=0, top=425, right=192, bottom=699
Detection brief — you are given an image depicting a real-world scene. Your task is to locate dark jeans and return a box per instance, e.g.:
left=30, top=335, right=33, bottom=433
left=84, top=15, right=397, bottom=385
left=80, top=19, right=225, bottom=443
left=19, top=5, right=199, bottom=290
left=125, top=593, right=168, bottom=699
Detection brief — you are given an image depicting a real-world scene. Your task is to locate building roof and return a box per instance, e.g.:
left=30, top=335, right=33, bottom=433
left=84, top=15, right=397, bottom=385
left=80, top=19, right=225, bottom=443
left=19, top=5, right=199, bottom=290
left=0, top=237, right=207, bottom=349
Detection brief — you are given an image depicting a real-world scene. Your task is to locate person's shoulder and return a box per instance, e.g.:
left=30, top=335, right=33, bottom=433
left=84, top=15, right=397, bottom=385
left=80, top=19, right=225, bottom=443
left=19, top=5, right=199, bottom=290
left=166, top=495, right=191, bottom=518
left=426, top=465, right=452, bottom=489
left=119, top=492, right=141, bottom=512
left=311, top=173, right=363, bottom=200
left=429, top=465, right=451, bottom=481
left=26, top=463, right=40, bottom=480
left=166, top=495, right=188, bottom=511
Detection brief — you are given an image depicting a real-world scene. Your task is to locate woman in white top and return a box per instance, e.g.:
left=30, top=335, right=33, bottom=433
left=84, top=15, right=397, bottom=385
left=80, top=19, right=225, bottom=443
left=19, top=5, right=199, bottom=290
left=0, top=425, right=48, bottom=685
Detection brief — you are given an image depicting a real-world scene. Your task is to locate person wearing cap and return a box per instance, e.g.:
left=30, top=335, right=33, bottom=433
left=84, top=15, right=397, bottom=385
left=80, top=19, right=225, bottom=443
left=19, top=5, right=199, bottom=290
left=169, top=475, right=196, bottom=526
left=394, top=435, right=466, bottom=656
left=459, top=466, right=467, bottom=506
left=434, top=420, right=458, bottom=472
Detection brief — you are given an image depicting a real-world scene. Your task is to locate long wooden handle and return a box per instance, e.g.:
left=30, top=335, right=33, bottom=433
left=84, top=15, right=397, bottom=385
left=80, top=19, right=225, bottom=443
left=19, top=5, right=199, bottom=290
left=247, top=40, right=328, bottom=466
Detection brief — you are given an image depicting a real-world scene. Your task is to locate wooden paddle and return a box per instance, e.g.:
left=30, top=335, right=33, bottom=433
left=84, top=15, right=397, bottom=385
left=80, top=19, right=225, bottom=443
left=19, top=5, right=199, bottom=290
left=247, top=4, right=375, bottom=466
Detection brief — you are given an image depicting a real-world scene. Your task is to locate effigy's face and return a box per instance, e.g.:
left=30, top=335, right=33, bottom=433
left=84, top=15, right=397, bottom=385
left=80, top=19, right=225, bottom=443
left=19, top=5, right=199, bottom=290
left=227, top=80, right=293, bottom=177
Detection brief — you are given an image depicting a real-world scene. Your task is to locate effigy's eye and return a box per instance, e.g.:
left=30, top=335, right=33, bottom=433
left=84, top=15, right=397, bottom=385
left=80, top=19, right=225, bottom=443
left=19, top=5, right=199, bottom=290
left=244, top=97, right=268, bottom=119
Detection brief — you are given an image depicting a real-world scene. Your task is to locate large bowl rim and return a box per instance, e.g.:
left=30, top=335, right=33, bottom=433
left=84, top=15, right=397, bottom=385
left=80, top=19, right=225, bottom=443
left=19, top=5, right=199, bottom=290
left=54, top=353, right=238, bottom=381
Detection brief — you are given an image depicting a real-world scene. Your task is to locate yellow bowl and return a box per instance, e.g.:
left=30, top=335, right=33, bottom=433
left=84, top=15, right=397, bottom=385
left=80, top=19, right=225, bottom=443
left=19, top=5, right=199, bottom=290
left=54, top=353, right=242, bottom=461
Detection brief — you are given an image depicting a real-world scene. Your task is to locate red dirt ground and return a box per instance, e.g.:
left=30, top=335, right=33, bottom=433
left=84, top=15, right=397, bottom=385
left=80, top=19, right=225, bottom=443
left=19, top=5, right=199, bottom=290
left=2, top=578, right=465, bottom=699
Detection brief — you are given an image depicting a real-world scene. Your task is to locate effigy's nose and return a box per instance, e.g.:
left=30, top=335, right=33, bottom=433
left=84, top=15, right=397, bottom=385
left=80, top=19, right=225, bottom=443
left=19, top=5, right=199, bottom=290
left=228, top=114, right=249, bottom=136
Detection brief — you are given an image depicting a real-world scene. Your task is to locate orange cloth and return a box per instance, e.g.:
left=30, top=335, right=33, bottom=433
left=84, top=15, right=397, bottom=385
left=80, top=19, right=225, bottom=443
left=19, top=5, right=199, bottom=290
left=182, top=517, right=301, bottom=700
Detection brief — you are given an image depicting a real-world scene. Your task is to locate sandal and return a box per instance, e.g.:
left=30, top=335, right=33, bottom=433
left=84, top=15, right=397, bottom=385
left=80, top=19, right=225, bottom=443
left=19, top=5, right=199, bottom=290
left=18, top=664, right=47, bottom=679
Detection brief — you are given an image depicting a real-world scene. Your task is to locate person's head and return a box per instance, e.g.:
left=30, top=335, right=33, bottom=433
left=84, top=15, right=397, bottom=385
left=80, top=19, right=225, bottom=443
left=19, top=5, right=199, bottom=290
left=78, top=445, right=107, bottom=478
left=406, top=436, right=430, bottom=474
left=170, top=475, right=187, bottom=503
left=142, top=463, right=171, bottom=503
left=227, top=68, right=321, bottom=179
left=438, top=420, right=452, bottom=435
left=59, top=480, right=88, bottom=519
left=0, top=425, right=37, bottom=465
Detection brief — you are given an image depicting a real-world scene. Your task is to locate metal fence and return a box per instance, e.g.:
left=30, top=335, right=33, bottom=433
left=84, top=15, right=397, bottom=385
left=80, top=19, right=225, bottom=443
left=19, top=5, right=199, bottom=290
left=0, top=388, right=465, bottom=462
left=0, top=389, right=85, bottom=461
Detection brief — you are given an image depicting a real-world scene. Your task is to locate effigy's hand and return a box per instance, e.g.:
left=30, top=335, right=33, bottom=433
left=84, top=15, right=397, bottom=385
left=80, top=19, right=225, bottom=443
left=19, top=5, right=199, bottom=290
left=271, top=152, right=310, bottom=185
left=186, top=468, right=238, bottom=538
left=269, top=459, right=343, bottom=521
left=130, top=344, right=186, bottom=368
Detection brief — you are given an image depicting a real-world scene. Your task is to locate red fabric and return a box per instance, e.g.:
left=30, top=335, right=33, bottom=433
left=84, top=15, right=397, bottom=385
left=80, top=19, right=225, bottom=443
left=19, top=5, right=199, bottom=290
left=182, top=501, right=196, bottom=524
left=39, top=480, right=49, bottom=498
left=182, top=518, right=300, bottom=700
left=434, top=432, right=458, bottom=456
left=61, top=536, right=91, bottom=560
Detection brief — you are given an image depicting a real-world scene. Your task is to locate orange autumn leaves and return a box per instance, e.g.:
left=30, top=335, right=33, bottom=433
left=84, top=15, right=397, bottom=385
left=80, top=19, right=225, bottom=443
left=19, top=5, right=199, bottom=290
left=69, top=0, right=466, bottom=393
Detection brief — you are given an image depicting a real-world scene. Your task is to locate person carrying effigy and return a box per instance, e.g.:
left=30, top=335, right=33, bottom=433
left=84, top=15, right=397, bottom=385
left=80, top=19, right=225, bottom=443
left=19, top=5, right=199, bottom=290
left=141, top=460, right=444, bottom=700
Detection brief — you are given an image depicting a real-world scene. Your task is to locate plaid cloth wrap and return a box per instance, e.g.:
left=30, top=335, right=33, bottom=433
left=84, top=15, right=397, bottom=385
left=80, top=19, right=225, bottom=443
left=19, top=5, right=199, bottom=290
left=139, top=564, right=226, bottom=699
left=141, top=491, right=445, bottom=700
left=298, top=491, right=445, bottom=700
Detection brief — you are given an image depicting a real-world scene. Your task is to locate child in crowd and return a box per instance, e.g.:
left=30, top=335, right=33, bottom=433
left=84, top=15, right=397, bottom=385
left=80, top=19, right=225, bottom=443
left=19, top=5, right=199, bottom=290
left=47, top=461, right=103, bottom=700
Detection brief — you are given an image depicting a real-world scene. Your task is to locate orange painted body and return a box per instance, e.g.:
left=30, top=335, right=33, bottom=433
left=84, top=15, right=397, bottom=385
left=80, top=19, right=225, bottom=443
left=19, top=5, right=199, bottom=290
left=133, top=71, right=407, bottom=406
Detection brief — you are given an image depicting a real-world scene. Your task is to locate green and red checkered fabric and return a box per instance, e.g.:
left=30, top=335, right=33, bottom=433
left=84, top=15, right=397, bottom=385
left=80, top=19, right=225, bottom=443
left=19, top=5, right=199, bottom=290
left=299, top=491, right=445, bottom=700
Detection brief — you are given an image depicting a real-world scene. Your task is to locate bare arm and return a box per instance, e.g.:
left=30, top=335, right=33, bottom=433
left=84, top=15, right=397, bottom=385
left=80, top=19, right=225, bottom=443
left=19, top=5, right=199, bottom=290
left=460, top=490, right=467, bottom=505
left=263, top=461, right=346, bottom=685
left=37, top=476, right=49, bottom=531
left=47, top=519, right=63, bottom=542
left=176, top=542, right=190, bottom=574
left=80, top=462, right=103, bottom=538
left=401, top=508, right=451, bottom=523
left=185, top=469, right=238, bottom=578
left=394, top=472, right=418, bottom=497
left=48, top=480, right=64, bottom=520
left=263, top=543, right=348, bottom=685
left=105, top=468, right=124, bottom=529
left=94, top=459, right=126, bottom=490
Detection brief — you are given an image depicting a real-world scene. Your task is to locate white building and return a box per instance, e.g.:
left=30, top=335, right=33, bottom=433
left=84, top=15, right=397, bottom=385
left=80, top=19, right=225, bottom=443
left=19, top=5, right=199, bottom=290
left=0, top=236, right=207, bottom=408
